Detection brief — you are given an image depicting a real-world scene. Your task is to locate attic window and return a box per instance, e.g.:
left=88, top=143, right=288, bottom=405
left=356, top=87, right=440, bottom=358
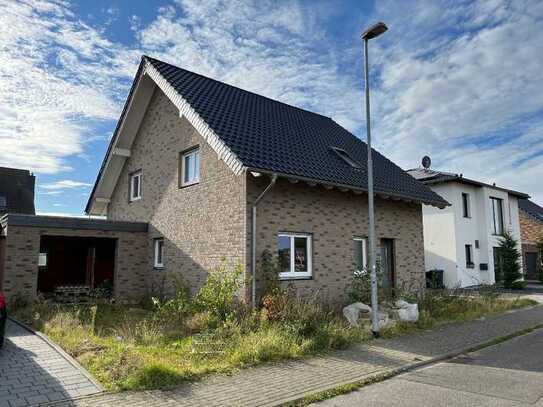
left=331, top=147, right=362, bottom=169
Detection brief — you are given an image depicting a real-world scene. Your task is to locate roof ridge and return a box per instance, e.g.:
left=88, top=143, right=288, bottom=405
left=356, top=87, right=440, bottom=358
left=143, top=55, right=333, bottom=121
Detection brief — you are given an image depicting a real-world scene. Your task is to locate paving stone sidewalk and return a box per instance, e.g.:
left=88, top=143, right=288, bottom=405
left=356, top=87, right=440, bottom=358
left=45, top=305, right=543, bottom=407
left=0, top=320, right=102, bottom=407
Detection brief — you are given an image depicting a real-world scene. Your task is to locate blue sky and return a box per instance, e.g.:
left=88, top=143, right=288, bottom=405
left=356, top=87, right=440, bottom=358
left=1, top=0, right=542, bottom=215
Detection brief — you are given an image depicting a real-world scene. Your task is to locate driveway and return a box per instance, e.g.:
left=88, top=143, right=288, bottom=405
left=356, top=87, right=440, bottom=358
left=0, top=320, right=102, bottom=407
left=313, top=328, right=543, bottom=406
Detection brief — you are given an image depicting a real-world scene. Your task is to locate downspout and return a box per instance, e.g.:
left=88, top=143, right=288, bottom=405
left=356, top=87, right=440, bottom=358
left=252, top=174, right=278, bottom=308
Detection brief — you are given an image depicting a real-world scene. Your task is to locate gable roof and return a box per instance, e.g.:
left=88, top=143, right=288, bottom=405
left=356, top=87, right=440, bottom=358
left=519, top=199, right=543, bottom=223
left=0, top=167, right=35, bottom=215
left=86, top=56, right=448, bottom=214
left=407, top=167, right=529, bottom=199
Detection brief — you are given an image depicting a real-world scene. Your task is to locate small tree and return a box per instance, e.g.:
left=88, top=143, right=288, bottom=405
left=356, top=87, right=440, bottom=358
left=497, top=231, right=522, bottom=289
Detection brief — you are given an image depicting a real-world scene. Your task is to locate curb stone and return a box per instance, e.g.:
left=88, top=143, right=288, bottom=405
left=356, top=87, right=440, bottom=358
left=281, top=321, right=543, bottom=406
left=8, top=317, right=106, bottom=394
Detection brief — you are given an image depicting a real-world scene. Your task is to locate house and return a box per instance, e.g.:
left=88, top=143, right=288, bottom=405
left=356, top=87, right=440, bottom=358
left=0, top=56, right=447, bottom=303
left=518, top=199, right=543, bottom=280
left=0, top=167, right=35, bottom=216
left=408, top=166, right=528, bottom=288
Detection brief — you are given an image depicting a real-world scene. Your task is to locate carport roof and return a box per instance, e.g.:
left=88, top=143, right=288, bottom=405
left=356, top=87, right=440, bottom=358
left=0, top=214, right=148, bottom=233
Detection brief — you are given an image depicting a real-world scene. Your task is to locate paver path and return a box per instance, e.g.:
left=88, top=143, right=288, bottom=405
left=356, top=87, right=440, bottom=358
left=47, top=305, right=543, bottom=407
left=0, top=320, right=102, bottom=407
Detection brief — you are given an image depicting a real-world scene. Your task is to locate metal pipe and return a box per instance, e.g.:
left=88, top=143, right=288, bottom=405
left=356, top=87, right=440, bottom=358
left=251, top=174, right=278, bottom=308
left=364, top=38, right=380, bottom=338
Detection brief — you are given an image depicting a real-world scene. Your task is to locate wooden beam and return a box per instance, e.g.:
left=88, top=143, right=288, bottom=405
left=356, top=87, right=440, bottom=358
left=113, top=148, right=131, bottom=157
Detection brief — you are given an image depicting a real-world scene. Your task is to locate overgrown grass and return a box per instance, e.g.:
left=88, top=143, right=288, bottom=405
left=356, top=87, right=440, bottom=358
left=380, top=291, right=537, bottom=338
left=13, top=300, right=366, bottom=391
left=11, top=270, right=537, bottom=394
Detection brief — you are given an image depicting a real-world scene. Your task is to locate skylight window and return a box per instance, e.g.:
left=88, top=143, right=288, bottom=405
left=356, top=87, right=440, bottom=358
left=330, top=147, right=362, bottom=169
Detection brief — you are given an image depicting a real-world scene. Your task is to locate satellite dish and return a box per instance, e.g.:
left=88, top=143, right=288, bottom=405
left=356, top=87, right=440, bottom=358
left=422, top=156, right=431, bottom=169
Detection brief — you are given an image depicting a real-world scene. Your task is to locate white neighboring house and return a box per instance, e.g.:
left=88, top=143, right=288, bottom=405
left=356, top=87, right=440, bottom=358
left=407, top=167, right=529, bottom=288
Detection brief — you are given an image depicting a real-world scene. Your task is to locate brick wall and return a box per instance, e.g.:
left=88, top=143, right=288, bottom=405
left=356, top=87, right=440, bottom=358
left=520, top=210, right=543, bottom=244
left=1, top=225, right=147, bottom=302
left=107, top=88, right=247, bottom=297
left=247, top=176, right=426, bottom=303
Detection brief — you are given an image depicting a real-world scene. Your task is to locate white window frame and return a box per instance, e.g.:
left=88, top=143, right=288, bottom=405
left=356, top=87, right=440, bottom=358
left=353, top=237, right=368, bottom=273
left=490, top=197, right=504, bottom=235
left=181, top=148, right=200, bottom=187
left=153, top=238, right=164, bottom=269
left=462, top=193, right=471, bottom=218
left=38, top=252, right=48, bottom=267
left=130, top=170, right=142, bottom=201
left=278, top=233, right=312, bottom=279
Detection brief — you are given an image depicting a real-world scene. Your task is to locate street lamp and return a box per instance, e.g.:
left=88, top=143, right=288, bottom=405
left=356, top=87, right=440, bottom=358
left=361, top=22, right=388, bottom=338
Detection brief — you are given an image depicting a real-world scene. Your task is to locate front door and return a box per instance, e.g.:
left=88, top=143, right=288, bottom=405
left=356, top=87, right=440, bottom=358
left=380, top=239, right=395, bottom=289
left=525, top=252, right=538, bottom=280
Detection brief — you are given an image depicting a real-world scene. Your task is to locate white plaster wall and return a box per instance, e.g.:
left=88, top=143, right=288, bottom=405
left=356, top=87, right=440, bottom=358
left=481, top=187, right=523, bottom=283
left=452, top=183, right=485, bottom=287
left=422, top=181, right=524, bottom=288
left=421, top=184, right=458, bottom=287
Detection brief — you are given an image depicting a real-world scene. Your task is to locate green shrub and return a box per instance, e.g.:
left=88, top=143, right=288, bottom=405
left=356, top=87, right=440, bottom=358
left=151, top=274, right=191, bottom=324
left=195, top=261, right=244, bottom=321
left=258, top=250, right=281, bottom=298
left=497, top=231, right=522, bottom=289
left=510, top=280, right=527, bottom=290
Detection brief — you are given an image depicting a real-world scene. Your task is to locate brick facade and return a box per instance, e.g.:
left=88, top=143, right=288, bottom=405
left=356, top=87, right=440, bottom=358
left=1, top=225, right=147, bottom=301
left=104, top=86, right=426, bottom=302
left=107, top=88, right=247, bottom=297
left=520, top=210, right=543, bottom=244
left=519, top=210, right=542, bottom=278
left=247, top=177, right=426, bottom=303
left=2, top=86, right=427, bottom=304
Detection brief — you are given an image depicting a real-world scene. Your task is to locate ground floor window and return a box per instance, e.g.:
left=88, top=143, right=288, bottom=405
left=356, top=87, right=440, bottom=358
left=154, top=238, right=164, bottom=269
left=38, top=252, right=48, bottom=267
left=278, top=233, right=312, bottom=279
left=465, top=244, right=474, bottom=268
left=353, top=237, right=367, bottom=273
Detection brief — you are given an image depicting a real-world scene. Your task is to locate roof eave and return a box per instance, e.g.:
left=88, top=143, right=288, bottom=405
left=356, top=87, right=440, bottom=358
left=247, top=167, right=450, bottom=209
left=421, top=177, right=529, bottom=199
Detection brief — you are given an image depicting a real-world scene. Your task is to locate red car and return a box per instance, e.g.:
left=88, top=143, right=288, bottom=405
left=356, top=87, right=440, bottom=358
left=0, top=292, right=6, bottom=348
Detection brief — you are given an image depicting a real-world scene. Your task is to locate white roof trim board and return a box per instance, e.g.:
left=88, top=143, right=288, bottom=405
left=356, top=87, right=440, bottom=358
left=144, top=61, right=245, bottom=176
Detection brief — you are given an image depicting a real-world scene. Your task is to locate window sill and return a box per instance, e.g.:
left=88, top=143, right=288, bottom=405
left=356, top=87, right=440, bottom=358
left=179, top=181, right=200, bottom=189
left=153, top=266, right=165, bottom=271
left=279, top=275, right=313, bottom=281
left=129, top=197, right=142, bottom=202
left=466, top=264, right=475, bottom=269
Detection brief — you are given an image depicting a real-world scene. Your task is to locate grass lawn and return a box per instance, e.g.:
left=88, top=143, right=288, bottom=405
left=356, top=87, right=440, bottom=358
left=12, top=292, right=536, bottom=392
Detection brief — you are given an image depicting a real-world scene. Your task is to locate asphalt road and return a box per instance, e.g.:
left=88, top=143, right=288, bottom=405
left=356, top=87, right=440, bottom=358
left=313, top=328, right=543, bottom=407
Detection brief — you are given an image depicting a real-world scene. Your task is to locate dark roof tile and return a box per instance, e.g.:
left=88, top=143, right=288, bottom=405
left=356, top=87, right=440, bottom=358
left=146, top=56, right=447, bottom=207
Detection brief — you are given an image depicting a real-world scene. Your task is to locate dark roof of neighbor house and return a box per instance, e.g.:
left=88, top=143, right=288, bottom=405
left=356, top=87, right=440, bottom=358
left=0, top=213, right=148, bottom=233
left=519, top=199, right=543, bottom=223
left=407, top=167, right=529, bottom=199
left=0, top=167, right=35, bottom=215
left=86, top=56, right=449, bottom=212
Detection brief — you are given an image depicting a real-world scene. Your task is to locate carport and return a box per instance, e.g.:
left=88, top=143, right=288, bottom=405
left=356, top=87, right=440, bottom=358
left=37, top=235, right=116, bottom=294
left=0, top=214, right=149, bottom=301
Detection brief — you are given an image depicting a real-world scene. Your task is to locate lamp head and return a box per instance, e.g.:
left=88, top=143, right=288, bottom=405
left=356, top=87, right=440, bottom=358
left=361, top=22, right=388, bottom=40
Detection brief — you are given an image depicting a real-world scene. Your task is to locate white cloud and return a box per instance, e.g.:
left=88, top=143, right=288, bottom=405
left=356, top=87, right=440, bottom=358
left=0, top=0, right=137, bottom=174
left=369, top=0, right=543, bottom=204
left=1, top=0, right=542, bottom=208
left=40, top=180, right=93, bottom=190
left=135, top=0, right=362, bottom=130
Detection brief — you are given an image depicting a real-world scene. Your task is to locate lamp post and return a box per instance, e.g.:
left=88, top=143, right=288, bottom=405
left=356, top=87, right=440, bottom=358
left=361, top=22, right=388, bottom=338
